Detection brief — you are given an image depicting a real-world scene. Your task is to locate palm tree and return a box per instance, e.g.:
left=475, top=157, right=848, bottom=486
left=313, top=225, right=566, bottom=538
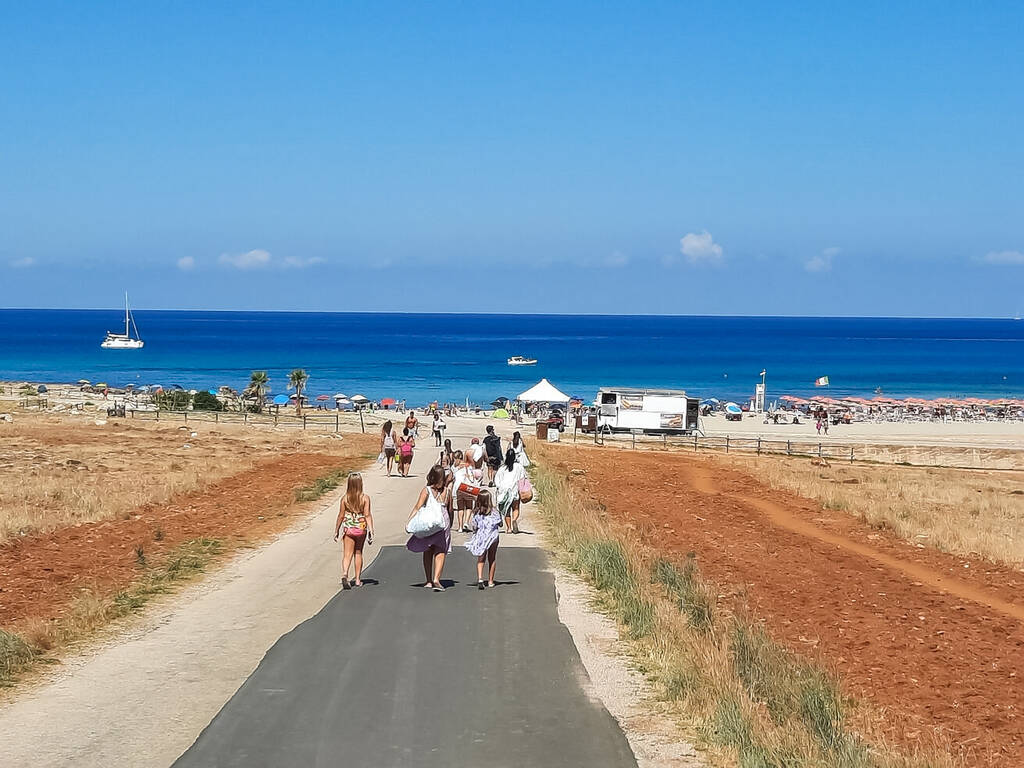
left=288, top=368, right=309, bottom=415
left=248, top=370, right=269, bottom=412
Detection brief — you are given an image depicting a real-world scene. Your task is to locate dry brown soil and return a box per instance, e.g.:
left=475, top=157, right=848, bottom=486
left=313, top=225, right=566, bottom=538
left=0, top=427, right=376, bottom=630
left=542, top=444, right=1024, bottom=767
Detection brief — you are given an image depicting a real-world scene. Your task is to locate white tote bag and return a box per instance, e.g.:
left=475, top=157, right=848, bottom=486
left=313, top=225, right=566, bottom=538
left=406, top=488, right=446, bottom=538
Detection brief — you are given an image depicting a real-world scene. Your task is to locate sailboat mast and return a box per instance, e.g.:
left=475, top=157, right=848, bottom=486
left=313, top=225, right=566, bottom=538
left=124, top=293, right=130, bottom=335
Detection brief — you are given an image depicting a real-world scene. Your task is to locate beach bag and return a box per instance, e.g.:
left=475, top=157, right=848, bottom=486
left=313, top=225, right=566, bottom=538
left=518, top=476, right=534, bottom=504
left=457, top=482, right=481, bottom=497
left=376, top=452, right=385, bottom=466
left=407, top=490, right=446, bottom=538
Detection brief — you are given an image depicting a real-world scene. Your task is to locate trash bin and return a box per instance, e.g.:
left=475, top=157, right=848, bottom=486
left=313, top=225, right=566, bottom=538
left=536, top=421, right=549, bottom=440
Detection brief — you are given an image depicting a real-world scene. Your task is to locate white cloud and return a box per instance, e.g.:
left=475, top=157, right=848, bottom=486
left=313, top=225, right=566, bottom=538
left=979, top=250, right=1024, bottom=265
left=9, top=257, right=35, bottom=268
left=805, top=246, right=840, bottom=273
left=177, top=256, right=196, bottom=271
left=219, top=249, right=272, bottom=269
left=680, top=231, right=723, bottom=264
left=604, top=251, right=629, bottom=268
left=282, top=256, right=327, bottom=269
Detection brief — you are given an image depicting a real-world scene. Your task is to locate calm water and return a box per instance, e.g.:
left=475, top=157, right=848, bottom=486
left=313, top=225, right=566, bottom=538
left=0, top=310, right=1022, bottom=405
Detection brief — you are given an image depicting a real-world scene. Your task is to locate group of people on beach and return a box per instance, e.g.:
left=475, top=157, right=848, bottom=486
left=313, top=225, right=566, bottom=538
left=333, top=421, right=531, bottom=592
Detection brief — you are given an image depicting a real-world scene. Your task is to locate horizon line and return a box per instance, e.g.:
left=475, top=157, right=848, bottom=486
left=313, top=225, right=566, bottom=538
left=0, top=307, right=1022, bottom=322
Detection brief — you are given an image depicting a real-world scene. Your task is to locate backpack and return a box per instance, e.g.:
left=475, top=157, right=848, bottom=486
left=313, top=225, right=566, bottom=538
left=400, top=439, right=413, bottom=457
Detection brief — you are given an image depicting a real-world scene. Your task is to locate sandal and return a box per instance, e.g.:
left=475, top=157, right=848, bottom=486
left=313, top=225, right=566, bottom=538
left=341, top=577, right=351, bottom=590
left=477, top=580, right=485, bottom=590
left=433, top=584, right=446, bottom=592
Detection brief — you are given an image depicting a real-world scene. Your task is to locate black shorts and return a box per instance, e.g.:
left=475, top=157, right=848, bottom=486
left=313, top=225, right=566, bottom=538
left=486, top=456, right=501, bottom=470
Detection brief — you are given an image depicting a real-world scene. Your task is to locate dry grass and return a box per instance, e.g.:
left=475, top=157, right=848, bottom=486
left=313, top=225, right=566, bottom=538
left=533, top=457, right=956, bottom=768
left=1, top=538, right=224, bottom=686
left=719, top=454, right=1024, bottom=567
left=0, top=414, right=356, bottom=542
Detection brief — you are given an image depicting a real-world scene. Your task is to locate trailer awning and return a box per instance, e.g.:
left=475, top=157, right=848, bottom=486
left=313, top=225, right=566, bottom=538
left=517, top=378, right=571, bottom=404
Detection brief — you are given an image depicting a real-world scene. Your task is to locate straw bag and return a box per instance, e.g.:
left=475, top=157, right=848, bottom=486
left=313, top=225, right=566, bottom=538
left=518, top=476, right=534, bottom=504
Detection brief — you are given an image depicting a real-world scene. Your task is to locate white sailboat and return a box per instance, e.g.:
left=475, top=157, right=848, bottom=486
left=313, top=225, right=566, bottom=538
left=101, top=293, right=144, bottom=349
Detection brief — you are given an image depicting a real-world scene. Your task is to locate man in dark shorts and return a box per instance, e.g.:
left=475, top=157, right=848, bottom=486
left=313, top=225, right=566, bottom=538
left=483, top=425, right=502, bottom=487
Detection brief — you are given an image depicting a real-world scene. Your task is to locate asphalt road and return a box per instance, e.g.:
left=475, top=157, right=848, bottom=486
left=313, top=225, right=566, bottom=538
left=173, top=545, right=637, bottom=768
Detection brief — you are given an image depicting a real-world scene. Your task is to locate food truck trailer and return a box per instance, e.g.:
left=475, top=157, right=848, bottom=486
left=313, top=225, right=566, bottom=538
left=596, top=388, right=702, bottom=435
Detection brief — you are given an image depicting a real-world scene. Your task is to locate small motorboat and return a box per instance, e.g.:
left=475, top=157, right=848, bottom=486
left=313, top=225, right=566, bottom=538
left=507, top=356, right=538, bottom=366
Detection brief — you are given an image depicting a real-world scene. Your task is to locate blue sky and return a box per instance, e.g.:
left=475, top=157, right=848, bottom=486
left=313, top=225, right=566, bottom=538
left=2, top=1, right=1022, bottom=316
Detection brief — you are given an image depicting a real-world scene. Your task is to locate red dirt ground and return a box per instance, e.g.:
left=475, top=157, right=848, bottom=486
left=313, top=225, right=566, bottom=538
left=548, top=445, right=1024, bottom=767
left=0, top=450, right=368, bottom=629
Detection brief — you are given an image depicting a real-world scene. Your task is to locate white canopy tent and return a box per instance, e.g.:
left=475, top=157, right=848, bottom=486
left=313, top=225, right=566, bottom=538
left=517, top=378, right=571, bottom=404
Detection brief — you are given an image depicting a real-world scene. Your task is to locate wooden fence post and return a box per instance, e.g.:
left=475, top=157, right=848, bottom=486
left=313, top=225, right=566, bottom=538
left=336, top=413, right=340, bottom=432
left=302, top=415, right=307, bottom=431
left=818, top=443, right=822, bottom=458
left=757, top=437, right=761, bottom=455
left=850, top=446, right=854, bottom=463
left=787, top=440, right=791, bottom=455
left=693, top=434, right=698, bottom=452
left=725, top=436, right=729, bottom=453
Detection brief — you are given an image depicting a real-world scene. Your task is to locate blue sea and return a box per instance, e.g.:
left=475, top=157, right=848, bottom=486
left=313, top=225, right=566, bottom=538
left=0, top=310, right=1022, bottom=405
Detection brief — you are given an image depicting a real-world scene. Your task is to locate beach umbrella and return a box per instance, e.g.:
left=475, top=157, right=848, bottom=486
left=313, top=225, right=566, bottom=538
left=333, top=393, right=348, bottom=400
left=171, top=384, right=184, bottom=391
left=37, top=385, right=48, bottom=393
left=96, top=382, right=108, bottom=388
left=724, top=402, right=742, bottom=415
left=491, top=398, right=509, bottom=408
left=208, top=388, right=218, bottom=395
left=272, top=394, right=289, bottom=405
left=77, top=379, right=91, bottom=385
left=380, top=397, right=397, bottom=406
left=351, top=394, right=369, bottom=403
left=338, top=400, right=354, bottom=411
left=316, top=395, right=329, bottom=402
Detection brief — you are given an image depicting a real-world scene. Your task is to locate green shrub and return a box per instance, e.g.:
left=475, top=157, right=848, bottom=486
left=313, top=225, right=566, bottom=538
left=191, top=391, right=224, bottom=411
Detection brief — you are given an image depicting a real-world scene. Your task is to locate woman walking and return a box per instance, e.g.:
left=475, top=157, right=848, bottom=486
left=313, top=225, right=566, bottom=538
left=333, top=473, right=374, bottom=589
left=494, top=448, right=526, bottom=534
left=380, top=420, right=397, bottom=476
left=440, top=438, right=455, bottom=469
left=510, top=431, right=530, bottom=467
left=465, top=490, right=500, bottom=588
left=406, top=465, right=452, bottom=592
left=398, top=427, right=415, bottom=477
left=453, top=449, right=483, bottom=532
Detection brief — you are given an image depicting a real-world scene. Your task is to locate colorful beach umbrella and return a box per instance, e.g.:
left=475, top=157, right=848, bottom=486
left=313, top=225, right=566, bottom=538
left=380, top=397, right=397, bottom=406
left=316, top=395, right=329, bottom=401
left=272, top=394, right=289, bottom=405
